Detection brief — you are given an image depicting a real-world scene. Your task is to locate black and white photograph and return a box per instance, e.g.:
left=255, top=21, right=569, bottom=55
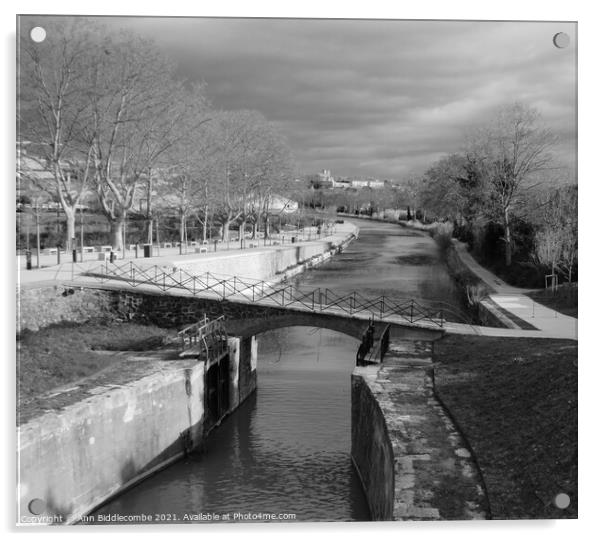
left=14, top=10, right=579, bottom=529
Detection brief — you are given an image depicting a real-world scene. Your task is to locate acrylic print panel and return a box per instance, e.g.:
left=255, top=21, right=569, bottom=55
left=16, top=15, right=577, bottom=525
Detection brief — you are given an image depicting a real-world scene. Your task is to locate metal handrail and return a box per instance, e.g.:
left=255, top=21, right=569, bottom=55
left=78, top=262, right=454, bottom=328
left=178, top=315, right=228, bottom=363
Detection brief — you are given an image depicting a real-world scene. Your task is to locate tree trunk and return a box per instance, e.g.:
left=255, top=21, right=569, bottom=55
left=179, top=211, right=186, bottom=254
left=202, top=204, right=209, bottom=242
left=64, top=208, right=76, bottom=250
left=503, top=208, right=512, bottom=267
left=146, top=218, right=153, bottom=244
left=240, top=219, right=246, bottom=246
left=221, top=220, right=230, bottom=242
left=109, top=217, right=125, bottom=251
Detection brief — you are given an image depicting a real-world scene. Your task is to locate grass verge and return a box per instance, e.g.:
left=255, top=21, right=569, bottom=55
left=17, top=321, right=175, bottom=404
left=526, top=284, right=578, bottom=319
left=433, top=334, right=577, bottom=519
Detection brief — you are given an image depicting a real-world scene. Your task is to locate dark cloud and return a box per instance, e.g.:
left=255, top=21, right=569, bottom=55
left=53, top=17, right=580, bottom=180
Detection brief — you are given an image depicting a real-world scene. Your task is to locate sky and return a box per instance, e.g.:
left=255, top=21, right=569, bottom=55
left=20, top=16, right=577, bottom=182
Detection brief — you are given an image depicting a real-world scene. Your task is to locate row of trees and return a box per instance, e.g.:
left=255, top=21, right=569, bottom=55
left=18, top=18, right=296, bottom=251
left=410, top=103, right=577, bottom=283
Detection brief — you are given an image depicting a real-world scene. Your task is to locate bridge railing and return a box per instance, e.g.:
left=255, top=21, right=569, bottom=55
left=76, top=260, right=461, bottom=328
left=178, top=315, right=228, bottom=363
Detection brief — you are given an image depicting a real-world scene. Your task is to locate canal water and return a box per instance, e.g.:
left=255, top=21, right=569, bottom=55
left=90, top=220, right=466, bottom=523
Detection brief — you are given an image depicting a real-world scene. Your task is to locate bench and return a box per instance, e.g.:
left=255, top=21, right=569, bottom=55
left=249, top=242, right=258, bottom=248
left=162, top=242, right=172, bottom=249
left=99, top=245, right=112, bottom=252
left=195, top=246, right=208, bottom=254
left=82, top=246, right=95, bottom=253
left=42, top=248, right=58, bottom=255
left=189, top=241, right=197, bottom=247
left=98, top=252, right=110, bottom=261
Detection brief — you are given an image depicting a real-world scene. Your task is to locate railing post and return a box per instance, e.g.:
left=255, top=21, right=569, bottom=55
left=380, top=296, right=384, bottom=319
left=410, top=301, right=414, bottom=322
left=233, top=276, right=237, bottom=293
left=252, top=284, right=255, bottom=302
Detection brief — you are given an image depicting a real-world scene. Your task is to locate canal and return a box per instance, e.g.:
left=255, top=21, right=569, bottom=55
left=90, top=219, right=467, bottom=523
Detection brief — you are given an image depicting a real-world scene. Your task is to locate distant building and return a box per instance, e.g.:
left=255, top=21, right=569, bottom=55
left=317, top=169, right=334, bottom=188
left=348, top=178, right=385, bottom=189
left=333, top=178, right=352, bottom=189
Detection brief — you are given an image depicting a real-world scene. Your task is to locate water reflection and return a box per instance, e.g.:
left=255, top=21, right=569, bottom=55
left=91, top=327, right=370, bottom=523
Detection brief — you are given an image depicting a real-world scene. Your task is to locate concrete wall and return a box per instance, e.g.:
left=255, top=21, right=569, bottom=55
left=17, top=337, right=257, bottom=525
left=159, top=223, right=358, bottom=283
left=351, top=370, right=395, bottom=520
left=169, top=241, right=335, bottom=281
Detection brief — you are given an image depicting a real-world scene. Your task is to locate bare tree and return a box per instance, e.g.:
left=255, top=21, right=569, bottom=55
left=471, top=103, right=557, bottom=266
left=210, top=110, right=294, bottom=242
left=81, top=32, right=204, bottom=251
left=18, top=18, right=97, bottom=250
left=535, top=184, right=577, bottom=282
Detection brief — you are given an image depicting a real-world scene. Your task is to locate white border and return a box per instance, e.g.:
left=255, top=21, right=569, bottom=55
left=3, top=2, right=596, bottom=540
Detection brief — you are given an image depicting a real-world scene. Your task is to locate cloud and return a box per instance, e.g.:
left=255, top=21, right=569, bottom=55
left=37, top=16, right=578, bottom=180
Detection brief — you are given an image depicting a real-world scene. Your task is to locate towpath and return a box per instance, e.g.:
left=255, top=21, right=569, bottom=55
left=447, top=240, right=577, bottom=341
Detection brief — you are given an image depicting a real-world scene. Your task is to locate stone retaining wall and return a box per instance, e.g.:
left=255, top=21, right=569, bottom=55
left=351, top=339, right=489, bottom=521
left=351, top=372, right=395, bottom=520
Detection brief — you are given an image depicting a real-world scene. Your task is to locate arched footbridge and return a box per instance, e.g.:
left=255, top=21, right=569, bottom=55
left=65, top=260, right=474, bottom=345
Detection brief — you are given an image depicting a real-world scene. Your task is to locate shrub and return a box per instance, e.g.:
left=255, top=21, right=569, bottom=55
left=453, top=221, right=475, bottom=248
left=429, top=221, right=454, bottom=251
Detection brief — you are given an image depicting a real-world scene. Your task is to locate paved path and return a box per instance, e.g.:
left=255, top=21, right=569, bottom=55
left=449, top=240, right=577, bottom=341
left=16, top=225, right=331, bottom=279
left=16, top=224, right=353, bottom=288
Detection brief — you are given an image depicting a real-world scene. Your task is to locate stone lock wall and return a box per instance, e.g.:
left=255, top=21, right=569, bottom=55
left=17, top=358, right=207, bottom=524
left=351, top=371, right=395, bottom=520
left=17, top=336, right=258, bottom=525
